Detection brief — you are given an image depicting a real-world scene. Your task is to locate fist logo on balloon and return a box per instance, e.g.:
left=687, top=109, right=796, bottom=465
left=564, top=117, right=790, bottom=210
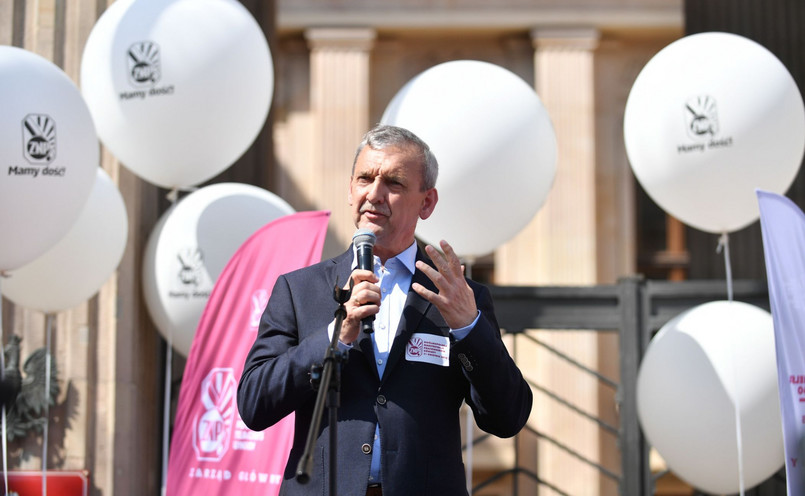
left=177, top=248, right=205, bottom=287
left=22, top=114, right=56, bottom=164
left=684, top=95, right=719, bottom=139
left=127, top=41, right=161, bottom=86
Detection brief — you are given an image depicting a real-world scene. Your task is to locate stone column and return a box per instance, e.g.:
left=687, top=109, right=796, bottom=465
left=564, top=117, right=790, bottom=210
left=495, top=28, right=613, bottom=495
left=305, top=27, right=376, bottom=259
left=496, top=28, right=600, bottom=286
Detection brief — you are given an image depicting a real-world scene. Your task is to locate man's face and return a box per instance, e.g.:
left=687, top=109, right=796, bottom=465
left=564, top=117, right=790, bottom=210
left=348, top=145, right=438, bottom=261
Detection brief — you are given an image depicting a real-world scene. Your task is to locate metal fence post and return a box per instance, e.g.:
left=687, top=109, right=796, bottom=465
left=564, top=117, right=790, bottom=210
left=617, top=276, right=651, bottom=496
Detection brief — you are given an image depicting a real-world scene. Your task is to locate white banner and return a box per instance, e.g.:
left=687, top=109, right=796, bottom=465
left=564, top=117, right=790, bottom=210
left=757, top=190, right=805, bottom=495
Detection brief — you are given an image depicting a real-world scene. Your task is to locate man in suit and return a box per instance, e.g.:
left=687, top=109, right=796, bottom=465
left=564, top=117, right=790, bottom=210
left=237, top=124, right=533, bottom=496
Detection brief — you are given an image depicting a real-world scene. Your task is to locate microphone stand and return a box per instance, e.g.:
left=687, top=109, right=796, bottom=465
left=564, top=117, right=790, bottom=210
left=296, top=280, right=351, bottom=496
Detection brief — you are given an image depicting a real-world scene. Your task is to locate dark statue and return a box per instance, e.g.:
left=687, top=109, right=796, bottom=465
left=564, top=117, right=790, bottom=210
left=1, top=334, right=60, bottom=441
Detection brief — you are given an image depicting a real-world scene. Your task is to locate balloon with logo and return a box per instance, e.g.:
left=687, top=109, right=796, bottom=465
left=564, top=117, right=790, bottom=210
left=3, top=169, right=128, bottom=313
left=80, top=0, right=273, bottom=189
left=381, top=60, right=557, bottom=258
left=636, top=300, right=783, bottom=494
left=142, top=183, right=294, bottom=356
left=624, top=32, right=805, bottom=233
left=0, top=46, right=98, bottom=271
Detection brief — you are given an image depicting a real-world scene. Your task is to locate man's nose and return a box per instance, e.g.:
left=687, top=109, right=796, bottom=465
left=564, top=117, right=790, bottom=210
left=366, top=179, right=385, bottom=200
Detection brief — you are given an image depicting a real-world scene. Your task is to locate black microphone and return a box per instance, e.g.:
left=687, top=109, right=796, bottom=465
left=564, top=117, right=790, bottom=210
left=352, top=229, right=377, bottom=333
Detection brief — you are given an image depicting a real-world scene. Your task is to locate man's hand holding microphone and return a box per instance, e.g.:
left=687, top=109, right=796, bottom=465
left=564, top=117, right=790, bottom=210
left=340, top=229, right=379, bottom=345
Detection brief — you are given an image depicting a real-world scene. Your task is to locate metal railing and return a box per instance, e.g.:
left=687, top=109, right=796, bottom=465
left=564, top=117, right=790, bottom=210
left=466, top=276, right=775, bottom=495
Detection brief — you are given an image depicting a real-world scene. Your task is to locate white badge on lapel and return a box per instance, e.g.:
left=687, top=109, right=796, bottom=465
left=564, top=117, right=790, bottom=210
left=405, top=333, right=450, bottom=367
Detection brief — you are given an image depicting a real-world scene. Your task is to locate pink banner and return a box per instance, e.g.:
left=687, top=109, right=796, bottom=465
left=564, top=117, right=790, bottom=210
left=166, top=211, right=330, bottom=496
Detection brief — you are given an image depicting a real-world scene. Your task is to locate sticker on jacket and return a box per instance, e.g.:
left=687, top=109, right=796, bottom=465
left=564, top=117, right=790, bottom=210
left=405, top=333, right=450, bottom=367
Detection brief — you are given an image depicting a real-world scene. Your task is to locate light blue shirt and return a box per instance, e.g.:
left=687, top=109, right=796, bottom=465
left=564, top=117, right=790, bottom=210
left=331, top=241, right=480, bottom=484
left=363, top=242, right=417, bottom=484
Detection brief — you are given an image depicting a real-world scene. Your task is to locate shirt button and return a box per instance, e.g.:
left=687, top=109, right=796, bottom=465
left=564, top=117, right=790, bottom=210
left=361, top=443, right=372, bottom=454
left=377, top=359, right=383, bottom=365
left=376, top=395, right=387, bottom=405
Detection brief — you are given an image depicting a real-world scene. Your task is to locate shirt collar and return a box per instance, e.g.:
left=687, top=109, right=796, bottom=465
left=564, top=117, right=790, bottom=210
left=394, top=241, right=417, bottom=275
left=351, top=240, right=417, bottom=275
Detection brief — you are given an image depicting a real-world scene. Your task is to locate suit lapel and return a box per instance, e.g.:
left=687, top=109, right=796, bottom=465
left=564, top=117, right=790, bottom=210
left=381, top=250, right=439, bottom=380
left=356, top=329, right=380, bottom=381
left=329, top=247, right=384, bottom=380
left=332, top=248, right=354, bottom=287
left=328, top=249, right=381, bottom=379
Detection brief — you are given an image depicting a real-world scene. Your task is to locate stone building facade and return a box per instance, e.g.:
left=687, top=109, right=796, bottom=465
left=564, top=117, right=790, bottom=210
left=0, top=0, right=685, bottom=494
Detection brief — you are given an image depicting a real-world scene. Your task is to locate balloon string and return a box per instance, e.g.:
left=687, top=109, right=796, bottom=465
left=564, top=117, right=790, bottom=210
left=0, top=277, right=7, bottom=496
left=728, top=303, right=746, bottom=496
left=716, top=233, right=734, bottom=302
left=161, top=190, right=180, bottom=496
left=43, top=313, right=54, bottom=496
left=734, top=394, right=745, bottom=496
left=165, top=186, right=198, bottom=204
left=166, top=189, right=179, bottom=204
left=718, top=234, right=745, bottom=495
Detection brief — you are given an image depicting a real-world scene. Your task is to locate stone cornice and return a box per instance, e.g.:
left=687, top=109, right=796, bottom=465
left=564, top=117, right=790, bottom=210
left=531, top=27, right=601, bottom=51
left=278, top=6, right=683, bottom=32
left=304, top=27, right=377, bottom=50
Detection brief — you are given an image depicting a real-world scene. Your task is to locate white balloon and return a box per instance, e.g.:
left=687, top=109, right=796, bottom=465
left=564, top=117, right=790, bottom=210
left=0, top=46, right=99, bottom=271
left=624, top=32, right=805, bottom=233
left=4, top=169, right=128, bottom=313
left=142, top=183, right=294, bottom=356
left=381, top=60, right=557, bottom=258
left=637, top=300, right=783, bottom=494
left=80, top=0, right=273, bottom=189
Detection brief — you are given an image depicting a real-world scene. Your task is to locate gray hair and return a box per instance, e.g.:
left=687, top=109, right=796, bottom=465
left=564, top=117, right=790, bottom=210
left=352, top=124, right=438, bottom=191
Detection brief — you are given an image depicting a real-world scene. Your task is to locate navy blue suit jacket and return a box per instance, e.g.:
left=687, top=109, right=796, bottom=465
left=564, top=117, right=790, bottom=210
left=237, top=246, right=532, bottom=496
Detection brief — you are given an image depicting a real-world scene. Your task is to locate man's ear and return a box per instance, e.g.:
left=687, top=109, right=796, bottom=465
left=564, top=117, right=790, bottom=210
left=419, top=188, right=438, bottom=220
